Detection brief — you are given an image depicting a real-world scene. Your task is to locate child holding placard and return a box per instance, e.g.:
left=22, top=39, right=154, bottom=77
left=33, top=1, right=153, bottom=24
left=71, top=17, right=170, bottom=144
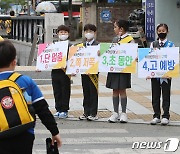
left=107, top=20, right=134, bottom=123
left=52, top=25, right=72, bottom=119
left=149, top=23, right=175, bottom=125
left=77, top=24, right=99, bottom=121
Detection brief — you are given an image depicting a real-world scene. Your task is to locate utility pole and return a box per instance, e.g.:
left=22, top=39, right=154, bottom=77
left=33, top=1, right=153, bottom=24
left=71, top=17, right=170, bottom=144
left=68, top=0, right=75, bottom=41
left=58, top=0, right=62, bottom=13
left=27, top=0, right=31, bottom=16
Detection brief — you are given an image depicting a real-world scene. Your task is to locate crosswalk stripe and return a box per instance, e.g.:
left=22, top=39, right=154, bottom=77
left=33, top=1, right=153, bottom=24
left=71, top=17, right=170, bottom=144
left=34, top=136, right=180, bottom=145
left=35, top=128, right=128, bottom=134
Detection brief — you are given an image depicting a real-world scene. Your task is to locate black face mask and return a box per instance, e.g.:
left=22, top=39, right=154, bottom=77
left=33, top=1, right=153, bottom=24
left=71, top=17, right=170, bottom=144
left=158, top=33, right=167, bottom=39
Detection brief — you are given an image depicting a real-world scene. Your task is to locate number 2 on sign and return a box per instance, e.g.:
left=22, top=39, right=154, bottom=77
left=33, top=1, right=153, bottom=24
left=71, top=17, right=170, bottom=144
left=70, top=59, right=75, bottom=68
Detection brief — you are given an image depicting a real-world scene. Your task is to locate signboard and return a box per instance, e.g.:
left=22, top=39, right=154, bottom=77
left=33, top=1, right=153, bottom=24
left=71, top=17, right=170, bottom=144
left=138, top=47, right=179, bottom=78
left=66, top=45, right=99, bottom=74
left=36, top=41, right=68, bottom=70
left=99, top=43, right=138, bottom=73
left=100, top=10, right=112, bottom=23
left=145, top=0, right=155, bottom=41
left=108, top=0, right=115, bottom=3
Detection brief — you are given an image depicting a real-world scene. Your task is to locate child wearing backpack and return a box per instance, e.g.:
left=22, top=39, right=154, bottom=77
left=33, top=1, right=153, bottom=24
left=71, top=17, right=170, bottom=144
left=0, top=40, right=62, bottom=153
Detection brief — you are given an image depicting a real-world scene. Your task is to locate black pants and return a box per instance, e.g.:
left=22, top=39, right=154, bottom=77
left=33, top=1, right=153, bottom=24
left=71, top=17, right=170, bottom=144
left=151, top=78, right=171, bottom=119
left=51, top=69, right=71, bottom=112
left=81, top=74, right=98, bottom=116
left=0, top=131, right=35, bottom=154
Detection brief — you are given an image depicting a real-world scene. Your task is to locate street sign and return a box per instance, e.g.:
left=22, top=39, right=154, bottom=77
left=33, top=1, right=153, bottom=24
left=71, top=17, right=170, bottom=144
left=100, top=10, right=112, bottom=23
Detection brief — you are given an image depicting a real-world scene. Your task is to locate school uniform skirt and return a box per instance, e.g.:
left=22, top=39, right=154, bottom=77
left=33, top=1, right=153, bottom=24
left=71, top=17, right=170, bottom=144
left=106, top=72, right=131, bottom=90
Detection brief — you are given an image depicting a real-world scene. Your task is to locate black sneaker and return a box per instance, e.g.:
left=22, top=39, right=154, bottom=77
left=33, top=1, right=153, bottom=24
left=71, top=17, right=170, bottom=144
left=79, top=114, right=88, bottom=120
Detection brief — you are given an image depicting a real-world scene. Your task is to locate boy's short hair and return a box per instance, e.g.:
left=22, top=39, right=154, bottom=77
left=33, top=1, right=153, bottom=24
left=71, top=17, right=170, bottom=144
left=84, top=24, right=97, bottom=32
left=57, top=25, right=70, bottom=33
left=116, top=20, right=129, bottom=32
left=0, top=40, right=16, bottom=68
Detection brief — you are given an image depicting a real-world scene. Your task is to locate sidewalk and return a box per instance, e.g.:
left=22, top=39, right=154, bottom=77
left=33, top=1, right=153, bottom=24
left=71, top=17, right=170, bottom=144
left=39, top=73, right=180, bottom=126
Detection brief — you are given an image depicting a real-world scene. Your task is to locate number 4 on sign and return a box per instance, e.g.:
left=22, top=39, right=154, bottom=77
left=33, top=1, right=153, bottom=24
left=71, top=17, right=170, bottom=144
left=143, top=61, right=148, bottom=70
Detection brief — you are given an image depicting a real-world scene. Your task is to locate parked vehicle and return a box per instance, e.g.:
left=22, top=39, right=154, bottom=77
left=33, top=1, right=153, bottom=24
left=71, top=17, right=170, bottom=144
left=44, top=1, right=82, bottom=17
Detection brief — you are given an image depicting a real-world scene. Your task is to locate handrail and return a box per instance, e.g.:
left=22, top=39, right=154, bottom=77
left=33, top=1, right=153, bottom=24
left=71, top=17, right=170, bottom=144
left=0, top=16, right=44, bottom=43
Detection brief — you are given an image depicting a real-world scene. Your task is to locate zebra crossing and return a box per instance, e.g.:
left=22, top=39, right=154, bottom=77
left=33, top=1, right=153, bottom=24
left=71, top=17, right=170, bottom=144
left=33, top=120, right=180, bottom=154
left=32, top=73, right=180, bottom=153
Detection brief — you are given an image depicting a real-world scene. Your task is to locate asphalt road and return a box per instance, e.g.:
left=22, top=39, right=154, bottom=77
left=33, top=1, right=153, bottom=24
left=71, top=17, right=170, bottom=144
left=33, top=119, right=180, bottom=154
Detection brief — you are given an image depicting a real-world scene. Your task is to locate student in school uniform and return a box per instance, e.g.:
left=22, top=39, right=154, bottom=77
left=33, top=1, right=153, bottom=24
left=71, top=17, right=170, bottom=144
left=149, top=23, right=175, bottom=125
left=107, top=19, right=134, bottom=123
left=77, top=24, right=99, bottom=121
left=52, top=25, right=72, bottom=119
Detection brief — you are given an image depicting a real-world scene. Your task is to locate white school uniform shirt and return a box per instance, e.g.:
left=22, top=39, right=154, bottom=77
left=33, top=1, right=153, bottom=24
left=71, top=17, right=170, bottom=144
left=150, top=38, right=175, bottom=48
left=86, top=39, right=95, bottom=46
left=119, top=33, right=135, bottom=43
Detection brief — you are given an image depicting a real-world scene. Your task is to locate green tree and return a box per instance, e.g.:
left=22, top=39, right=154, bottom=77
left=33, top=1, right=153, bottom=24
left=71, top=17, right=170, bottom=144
left=0, top=0, right=26, bottom=11
left=1, top=0, right=26, bottom=5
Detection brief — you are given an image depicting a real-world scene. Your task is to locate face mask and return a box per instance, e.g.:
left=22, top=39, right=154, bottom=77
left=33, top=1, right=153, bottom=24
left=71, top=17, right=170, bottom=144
left=85, top=33, right=94, bottom=40
left=158, top=33, right=167, bottom=39
left=59, top=34, right=68, bottom=41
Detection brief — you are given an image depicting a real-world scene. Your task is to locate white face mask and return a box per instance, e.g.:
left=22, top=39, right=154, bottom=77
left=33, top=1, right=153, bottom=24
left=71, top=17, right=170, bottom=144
left=59, top=34, right=68, bottom=41
left=85, top=33, right=94, bottom=40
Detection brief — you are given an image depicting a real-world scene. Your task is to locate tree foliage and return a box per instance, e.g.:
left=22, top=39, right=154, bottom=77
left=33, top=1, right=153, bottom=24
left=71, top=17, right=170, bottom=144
left=0, top=0, right=26, bottom=10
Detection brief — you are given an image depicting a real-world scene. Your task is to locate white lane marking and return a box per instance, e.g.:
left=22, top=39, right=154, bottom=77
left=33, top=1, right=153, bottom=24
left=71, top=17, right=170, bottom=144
left=35, top=128, right=128, bottom=134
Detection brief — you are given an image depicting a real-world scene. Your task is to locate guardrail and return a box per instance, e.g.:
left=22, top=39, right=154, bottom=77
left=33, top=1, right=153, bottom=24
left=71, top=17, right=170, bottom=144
left=12, top=16, right=45, bottom=43
left=0, top=15, right=80, bottom=43
left=0, top=16, right=44, bottom=43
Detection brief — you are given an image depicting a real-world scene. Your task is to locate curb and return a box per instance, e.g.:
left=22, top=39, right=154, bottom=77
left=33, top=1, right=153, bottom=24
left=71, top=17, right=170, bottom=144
left=54, top=116, right=180, bottom=126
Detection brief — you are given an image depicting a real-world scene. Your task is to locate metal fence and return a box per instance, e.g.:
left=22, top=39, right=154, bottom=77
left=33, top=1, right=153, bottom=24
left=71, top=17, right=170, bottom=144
left=0, top=15, right=80, bottom=43
left=0, top=16, right=45, bottom=43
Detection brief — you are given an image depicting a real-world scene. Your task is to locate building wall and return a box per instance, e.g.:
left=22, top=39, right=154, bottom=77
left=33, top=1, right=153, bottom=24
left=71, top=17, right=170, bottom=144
left=155, top=0, right=180, bottom=47
left=96, top=3, right=141, bottom=42
left=11, top=39, right=37, bottom=66
left=44, top=13, right=64, bottom=43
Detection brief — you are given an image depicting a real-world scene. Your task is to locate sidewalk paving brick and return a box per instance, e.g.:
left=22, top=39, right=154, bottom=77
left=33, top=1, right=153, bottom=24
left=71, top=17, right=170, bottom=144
left=39, top=73, right=180, bottom=125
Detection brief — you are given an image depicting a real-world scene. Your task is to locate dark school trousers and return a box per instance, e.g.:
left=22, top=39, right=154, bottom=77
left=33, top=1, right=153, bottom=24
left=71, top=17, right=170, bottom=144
left=151, top=78, right=171, bottom=119
left=51, top=69, right=71, bottom=112
left=0, top=131, right=35, bottom=154
left=81, top=74, right=98, bottom=116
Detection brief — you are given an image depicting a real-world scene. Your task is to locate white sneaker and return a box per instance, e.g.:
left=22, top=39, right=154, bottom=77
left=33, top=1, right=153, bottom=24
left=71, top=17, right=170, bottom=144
left=58, top=112, right=68, bottom=119
left=87, top=116, right=98, bottom=121
left=150, top=118, right=161, bottom=125
left=108, top=112, right=119, bottom=123
left=120, top=113, right=128, bottom=123
left=161, top=118, right=169, bottom=125
left=53, top=112, right=60, bottom=117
